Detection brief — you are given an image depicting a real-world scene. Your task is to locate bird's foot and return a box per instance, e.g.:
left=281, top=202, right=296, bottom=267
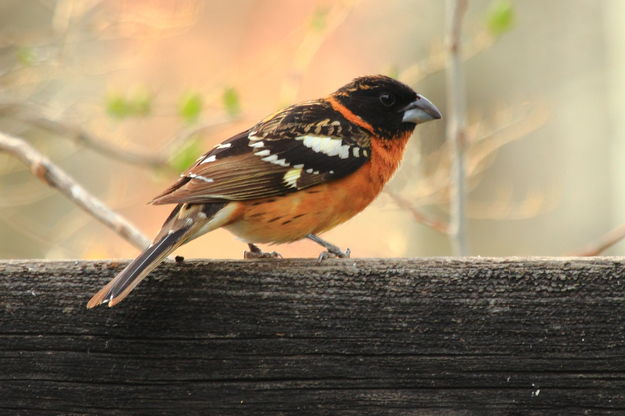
left=244, top=243, right=283, bottom=259
left=318, top=247, right=351, bottom=262
left=307, top=233, right=350, bottom=262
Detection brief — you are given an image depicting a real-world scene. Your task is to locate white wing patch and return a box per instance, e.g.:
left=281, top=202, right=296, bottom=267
left=299, top=135, right=351, bottom=159
left=283, top=168, right=303, bottom=188
left=244, top=131, right=368, bottom=178
left=261, top=154, right=290, bottom=167
left=200, top=155, right=217, bottom=164
left=249, top=138, right=293, bottom=167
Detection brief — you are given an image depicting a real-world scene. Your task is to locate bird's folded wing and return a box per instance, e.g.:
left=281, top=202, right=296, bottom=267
left=151, top=100, right=372, bottom=204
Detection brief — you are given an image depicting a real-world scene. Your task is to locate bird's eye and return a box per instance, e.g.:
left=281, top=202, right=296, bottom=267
left=379, top=93, right=396, bottom=107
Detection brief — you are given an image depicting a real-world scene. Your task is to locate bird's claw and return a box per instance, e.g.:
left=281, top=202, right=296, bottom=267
left=244, top=250, right=282, bottom=259
left=244, top=244, right=282, bottom=259
left=318, top=247, right=351, bottom=262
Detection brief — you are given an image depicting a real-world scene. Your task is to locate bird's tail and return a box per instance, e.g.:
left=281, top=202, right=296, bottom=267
left=87, top=202, right=231, bottom=308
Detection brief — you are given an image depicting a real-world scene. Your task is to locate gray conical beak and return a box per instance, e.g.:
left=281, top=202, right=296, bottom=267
left=401, top=94, right=442, bottom=124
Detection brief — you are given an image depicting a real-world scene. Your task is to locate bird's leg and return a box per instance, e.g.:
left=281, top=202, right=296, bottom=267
left=307, top=234, right=351, bottom=261
left=244, top=243, right=282, bottom=259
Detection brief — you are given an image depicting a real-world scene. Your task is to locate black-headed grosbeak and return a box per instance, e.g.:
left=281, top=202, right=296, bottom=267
left=88, top=75, right=441, bottom=308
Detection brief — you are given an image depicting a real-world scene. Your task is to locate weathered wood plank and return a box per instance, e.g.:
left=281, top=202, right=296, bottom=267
left=1, top=257, right=625, bottom=415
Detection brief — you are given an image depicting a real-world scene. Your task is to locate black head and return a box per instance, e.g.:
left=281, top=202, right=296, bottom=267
left=332, top=75, right=441, bottom=137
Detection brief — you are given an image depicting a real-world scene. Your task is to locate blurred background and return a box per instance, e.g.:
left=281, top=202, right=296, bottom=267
left=0, top=0, right=623, bottom=260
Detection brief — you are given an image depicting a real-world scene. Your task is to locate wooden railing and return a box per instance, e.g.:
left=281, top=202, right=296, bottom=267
left=2, top=257, right=624, bottom=414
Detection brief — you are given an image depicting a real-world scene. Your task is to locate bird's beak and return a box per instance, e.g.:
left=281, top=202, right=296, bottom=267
left=401, top=94, right=442, bottom=124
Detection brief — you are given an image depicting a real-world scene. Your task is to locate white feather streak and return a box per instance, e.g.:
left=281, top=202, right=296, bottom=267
left=299, top=135, right=350, bottom=159
left=188, top=173, right=214, bottom=183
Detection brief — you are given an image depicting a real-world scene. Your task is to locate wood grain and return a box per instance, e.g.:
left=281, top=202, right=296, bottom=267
left=1, top=257, right=625, bottom=415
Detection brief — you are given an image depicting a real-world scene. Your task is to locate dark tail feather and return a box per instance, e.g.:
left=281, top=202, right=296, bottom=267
left=87, top=226, right=189, bottom=308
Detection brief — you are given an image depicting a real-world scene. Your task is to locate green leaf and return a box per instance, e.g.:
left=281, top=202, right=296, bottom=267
left=129, top=88, right=152, bottom=117
left=222, top=87, right=240, bottom=117
left=486, top=0, right=515, bottom=37
left=16, top=46, right=35, bottom=66
left=106, top=94, right=131, bottom=119
left=310, top=6, right=329, bottom=31
left=178, top=92, right=203, bottom=124
left=168, top=136, right=202, bottom=173
left=105, top=88, right=152, bottom=120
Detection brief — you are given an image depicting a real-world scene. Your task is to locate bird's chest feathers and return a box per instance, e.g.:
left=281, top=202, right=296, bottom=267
left=226, top=133, right=411, bottom=244
left=366, top=133, right=411, bottom=191
left=323, top=135, right=410, bottom=223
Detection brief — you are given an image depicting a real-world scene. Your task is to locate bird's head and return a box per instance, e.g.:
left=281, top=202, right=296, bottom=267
left=332, top=75, right=442, bottom=137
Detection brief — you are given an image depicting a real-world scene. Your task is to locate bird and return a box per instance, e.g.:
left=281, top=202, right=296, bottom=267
left=87, top=75, right=441, bottom=308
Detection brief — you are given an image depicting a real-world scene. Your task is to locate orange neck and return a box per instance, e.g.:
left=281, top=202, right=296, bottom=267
left=369, top=131, right=412, bottom=185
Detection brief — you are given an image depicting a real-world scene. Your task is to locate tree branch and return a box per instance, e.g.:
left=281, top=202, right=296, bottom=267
left=390, top=106, right=549, bottom=230
left=399, top=29, right=494, bottom=85
left=28, top=116, right=170, bottom=168
left=0, top=102, right=235, bottom=169
left=445, top=0, right=469, bottom=255
left=0, top=131, right=151, bottom=250
left=165, top=116, right=236, bottom=156
left=385, top=190, right=450, bottom=234
left=279, top=2, right=356, bottom=104
left=573, top=223, right=625, bottom=256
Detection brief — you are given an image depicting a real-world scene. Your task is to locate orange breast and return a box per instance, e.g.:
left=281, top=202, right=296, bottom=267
left=224, top=133, right=411, bottom=244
